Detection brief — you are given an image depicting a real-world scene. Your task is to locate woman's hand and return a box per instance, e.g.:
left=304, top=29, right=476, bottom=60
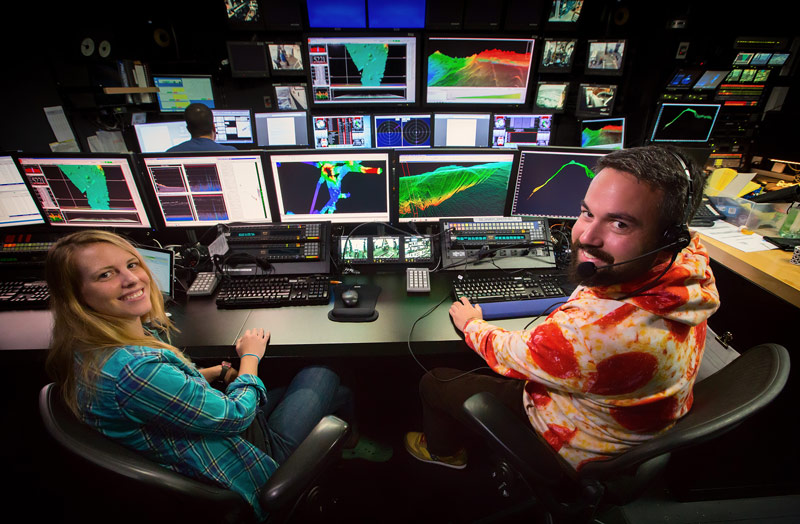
left=235, top=328, right=270, bottom=361
left=449, top=297, right=483, bottom=333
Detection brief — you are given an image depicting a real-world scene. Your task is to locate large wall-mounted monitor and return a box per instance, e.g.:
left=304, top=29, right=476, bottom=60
left=226, top=41, right=270, bottom=78
left=306, top=0, right=366, bottom=28
left=134, top=121, right=192, bottom=153
left=580, top=117, right=625, bottom=150
left=140, top=152, right=272, bottom=227
left=255, top=111, right=310, bottom=147
left=585, top=40, right=626, bottom=76
left=510, top=148, right=610, bottom=220
left=211, top=109, right=253, bottom=144
left=396, top=149, right=518, bottom=223
left=307, top=35, right=417, bottom=105
left=312, top=115, right=372, bottom=149
left=16, top=154, right=152, bottom=228
left=153, top=75, right=215, bottom=113
left=373, top=114, right=432, bottom=148
left=491, top=114, right=553, bottom=148
left=426, top=37, right=535, bottom=105
left=0, top=156, right=44, bottom=228
left=650, top=103, right=721, bottom=143
left=432, top=113, right=491, bottom=147
left=367, top=0, right=426, bottom=28
left=269, top=150, right=390, bottom=223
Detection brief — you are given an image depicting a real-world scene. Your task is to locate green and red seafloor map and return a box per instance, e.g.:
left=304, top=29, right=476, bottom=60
left=428, top=49, right=532, bottom=88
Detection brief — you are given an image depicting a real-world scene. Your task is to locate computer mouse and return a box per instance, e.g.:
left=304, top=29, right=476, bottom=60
left=341, top=289, right=359, bottom=307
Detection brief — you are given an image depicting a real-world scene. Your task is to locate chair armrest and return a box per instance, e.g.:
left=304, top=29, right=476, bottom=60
left=259, top=415, right=349, bottom=511
left=462, top=392, right=571, bottom=489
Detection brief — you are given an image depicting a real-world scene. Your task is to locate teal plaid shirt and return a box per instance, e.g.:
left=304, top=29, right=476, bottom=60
left=75, top=345, right=278, bottom=521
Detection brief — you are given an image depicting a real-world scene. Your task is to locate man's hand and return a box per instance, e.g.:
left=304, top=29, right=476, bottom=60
left=449, top=297, right=483, bottom=333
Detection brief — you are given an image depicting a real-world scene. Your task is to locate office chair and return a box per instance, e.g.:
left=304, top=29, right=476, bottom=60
left=39, top=382, right=349, bottom=524
left=462, top=343, right=790, bottom=524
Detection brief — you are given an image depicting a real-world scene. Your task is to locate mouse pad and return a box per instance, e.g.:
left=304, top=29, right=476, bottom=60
left=328, top=284, right=381, bottom=323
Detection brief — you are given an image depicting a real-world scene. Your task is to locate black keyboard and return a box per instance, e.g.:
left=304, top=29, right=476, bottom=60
left=452, top=273, right=570, bottom=320
left=0, top=280, right=50, bottom=310
left=215, top=274, right=331, bottom=309
left=689, top=199, right=725, bottom=227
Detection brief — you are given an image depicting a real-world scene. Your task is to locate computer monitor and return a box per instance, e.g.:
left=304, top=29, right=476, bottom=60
left=153, top=75, right=215, bottom=113
left=534, top=82, right=569, bottom=113
left=0, top=156, right=44, bottom=228
left=312, top=115, right=372, bottom=149
left=580, top=118, right=625, bottom=150
left=274, top=84, right=309, bottom=110
left=135, top=245, right=174, bottom=298
left=585, top=40, right=626, bottom=76
left=307, top=35, right=417, bottom=105
left=306, top=0, right=367, bottom=28
left=254, top=111, right=310, bottom=147
left=140, top=152, right=272, bottom=227
left=693, top=70, right=729, bottom=90
left=491, top=114, right=553, bottom=148
left=339, top=235, right=433, bottom=263
left=224, top=0, right=266, bottom=30
left=16, top=154, right=152, bottom=228
left=134, top=121, right=192, bottom=153
left=539, top=39, right=577, bottom=73
left=548, top=0, right=583, bottom=22
left=667, top=69, right=703, bottom=90
left=270, top=150, right=390, bottom=223
left=575, top=84, right=617, bottom=117
left=211, top=109, right=253, bottom=144
left=373, top=114, right=432, bottom=148
left=367, top=0, right=426, bottom=28
left=650, top=103, right=721, bottom=143
left=432, top=113, right=491, bottom=147
left=267, top=43, right=305, bottom=74
left=426, top=36, right=535, bottom=105
left=396, top=149, right=518, bottom=223
left=226, top=41, right=270, bottom=78
left=510, top=148, right=610, bottom=220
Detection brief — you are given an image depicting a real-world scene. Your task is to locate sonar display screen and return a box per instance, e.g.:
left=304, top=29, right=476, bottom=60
left=307, top=36, right=417, bottom=105
left=374, top=114, right=432, bottom=148
left=511, top=149, right=608, bottom=219
left=650, top=103, right=721, bottom=143
left=426, top=37, right=535, bottom=105
left=270, top=151, right=390, bottom=223
left=397, top=151, right=516, bottom=223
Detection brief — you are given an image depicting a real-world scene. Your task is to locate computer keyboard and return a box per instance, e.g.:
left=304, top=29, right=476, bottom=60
left=215, top=274, right=331, bottom=309
left=0, top=279, right=50, bottom=311
left=689, top=199, right=725, bottom=227
left=452, top=272, right=570, bottom=320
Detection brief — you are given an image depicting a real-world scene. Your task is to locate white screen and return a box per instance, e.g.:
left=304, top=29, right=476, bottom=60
left=136, top=246, right=173, bottom=297
left=0, top=156, right=44, bottom=228
left=134, top=122, right=192, bottom=153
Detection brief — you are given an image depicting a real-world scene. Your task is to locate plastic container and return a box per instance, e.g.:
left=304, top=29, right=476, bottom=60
left=707, top=196, right=791, bottom=235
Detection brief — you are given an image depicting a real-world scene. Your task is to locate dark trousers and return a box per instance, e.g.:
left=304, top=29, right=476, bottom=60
left=420, top=368, right=529, bottom=456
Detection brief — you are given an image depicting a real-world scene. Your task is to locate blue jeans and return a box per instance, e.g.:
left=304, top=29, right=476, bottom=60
left=256, top=365, right=354, bottom=464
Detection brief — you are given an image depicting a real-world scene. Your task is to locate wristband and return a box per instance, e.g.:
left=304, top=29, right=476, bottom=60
left=241, top=353, right=261, bottom=362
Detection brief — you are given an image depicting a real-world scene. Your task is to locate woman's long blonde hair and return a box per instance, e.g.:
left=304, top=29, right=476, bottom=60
left=45, top=230, right=189, bottom=416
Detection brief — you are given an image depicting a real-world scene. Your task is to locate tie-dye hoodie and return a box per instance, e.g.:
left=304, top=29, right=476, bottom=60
left=462, top=234, right=720, bottom=470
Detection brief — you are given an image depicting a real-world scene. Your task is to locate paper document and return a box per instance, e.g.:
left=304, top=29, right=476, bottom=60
left=706, top=168, right=757, bottom=198
left=696, top=326, right=739, bottom=382
left=44, top=106, right=76, bottom=143
left=692, top=220, right=777, bottom=252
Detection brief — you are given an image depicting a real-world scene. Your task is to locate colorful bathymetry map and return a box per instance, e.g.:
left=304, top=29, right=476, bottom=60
left=309, top=160, right=382, bottom=215
left=399, top=162, right=511, bottom=218
left=428, top=49, right=531, bottom=87
left=344, top=43, right=389, bottom=86
left=59, top=165, right=111, bottom=209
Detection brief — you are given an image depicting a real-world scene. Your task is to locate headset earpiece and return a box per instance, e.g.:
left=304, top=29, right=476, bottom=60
left=664, top=150, right=694, bottom=252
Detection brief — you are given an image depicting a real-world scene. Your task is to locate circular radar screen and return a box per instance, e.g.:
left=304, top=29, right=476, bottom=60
left=377, top=120, right=403, bottom=147
left=403, top=119, right=431, bottom=146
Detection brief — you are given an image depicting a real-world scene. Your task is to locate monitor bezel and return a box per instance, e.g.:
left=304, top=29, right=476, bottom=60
left=0, top=154, right=45, bottom=229
left=311, top=113, right=374, bottom=149
left=134, top=243, right=175, bottom=299
left=226, top=41, right=271, bottom=79
left=372, top=113, right=433, bottom=149
left=223, top=0, right=268, bottom=31
left=579, top=117, right=626, bottom=150
left=538, top=38, right=578, bottom=73
left=253, top=111, right=311, bottom=148
left=266, top=41, right=306, bottom=76
left=272, top=82, right=310, bottom=112
left=534, top=81, right=570, bottom=114
left=431, top=112, right=493, bottom=147
left=649, top=103, right=722, bottom=143
left=151, top=74, right=216, bottom=114
left=574, top=83, right=618, bottom=118
left=210, top=108, right=255, bottom=145
left=490, top=113, right=555, bottom=148
left=584, top=39, right=627, bottom=77
left=133, top=120, right=191, bottom=153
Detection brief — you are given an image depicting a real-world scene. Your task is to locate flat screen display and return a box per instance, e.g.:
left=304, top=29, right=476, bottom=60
left=367, top=0, right=426, bottom=28
left=693, top=71, right=729, bottom=90
left=134, top=121, right=192, bottom=153
left=153, top=75, right=215, bottom=113
left=491, top=114, right=553, bottom=148
left=539, top=39, right=577, bottom=72
left=307, top=0, right=366, bottom=28
left=426, top=37, right=535, bottom=105
left=313, top=115, right=372, bottom=149
left=211, top=109, right=253, bottom=144
left=650, top=103, right=721, bottom=143
left=374, top=114, right=432, bottom=148
left=226, top=41, right=270, bottom=78
left=580, top=118, right=625, bottom=150
left=0, top=156, right=44, bottom=228
left=575, top=84, right=617, bottom=117
left=534, top=82, right=568, bottom=113
left=268, top=43, right=304, bottom=73
left=135, top=245, right=174, bottom=298
left=254, top=111, right=309, bottom=147
left=432, top=113, right=491, bottom=147
left=585, top=40, right=626, bottom=76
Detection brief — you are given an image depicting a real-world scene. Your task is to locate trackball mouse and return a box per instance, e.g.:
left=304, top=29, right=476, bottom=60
left=341, top=289, right=359, bottom=307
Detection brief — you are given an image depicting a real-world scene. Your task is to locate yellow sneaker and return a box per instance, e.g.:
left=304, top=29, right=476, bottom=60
left=404, top=432, right=467, bottom=469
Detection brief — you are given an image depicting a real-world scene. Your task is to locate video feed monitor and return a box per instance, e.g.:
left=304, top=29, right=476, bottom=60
left=374, top=114, right=432, bottom=148
left=255, top=112, right=309, bottom=147
left=750, top=53, right=772, bottom=66
left=548, top=0, right=583, bottom=22
left=367, top=0, right=426, bottom=28
left=268, top=43, right=304, bottom=73
left=226, top=41, right=270, bottom=78
left=340, top=235, right=433, bottom=263
left=534, top=82, right=568, bottom=112
left=270, top=151, right=390, bottom=223
left=212, top=109, right=253, bottom=144
left=510, top=148, right=609, bottom=219
left=576, top=84, right=617, bottom=117
left=586, top=40, right=626, bottom=76
left=307, top=0, right=366, bottom=28
left=0, top=156, right=44, bottom=228
left=313, top=115, right=372, bottom=149
left=397, top=150, right=516, bottom=223
left=224, top=0, right=264, bottom=28
left=141, top=153, right=272, bottom=227
left=432, top=113, right=491, bottom=147
left=667, top=69, right=703, bottom=90
left=769, top=54, right=789, bottom=66
left=135, top=245, right=174, bottom=298
left=274, top=84, right=308, bottom=110
left=153, top=75, right=215, bottom=113
left=650, top=103, right=721, bottom=143
left=581, top=117, right=624, bottom=150
left=134, top=121, right=192, bottom=153
left=539, top=39, right=577, bottom=72
left=426, top=37, right=535, bottom=105
left=492, top=114, right=553, bottom=148
left=307, top=35, right=417, bottom=105
left=17, top=155, right=151, bottom=228
left=725, top=69, right=742, bottom=82
left=693, top=71, right=728, bottom=90
left=733, top=53, right=753, bottom=66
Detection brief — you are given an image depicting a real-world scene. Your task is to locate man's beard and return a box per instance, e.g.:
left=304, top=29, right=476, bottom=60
left=567, top=241, right=659, bottom=287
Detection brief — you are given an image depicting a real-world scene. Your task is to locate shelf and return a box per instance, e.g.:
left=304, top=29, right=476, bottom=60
left=102, top=87, right=159, bottom=95
left=753, top=168, right=796, bottom=182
